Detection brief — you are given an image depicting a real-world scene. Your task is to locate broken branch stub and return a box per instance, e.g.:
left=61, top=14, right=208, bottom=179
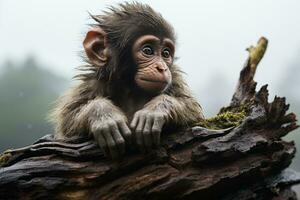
left=231, top=37, right=268, bottom=107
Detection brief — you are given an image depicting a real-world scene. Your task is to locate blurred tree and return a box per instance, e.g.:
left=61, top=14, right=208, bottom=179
left=0, top=56, right=69, bottom=151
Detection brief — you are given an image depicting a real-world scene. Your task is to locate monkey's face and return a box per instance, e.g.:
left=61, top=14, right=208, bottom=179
left=83, top=27, right=175, bottom=94
left=132, top=35, right=174, bottom=94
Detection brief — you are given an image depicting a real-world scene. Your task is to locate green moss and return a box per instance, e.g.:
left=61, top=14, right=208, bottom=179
left=196, top=104, right=249, bottom=129
left=0, top=151, right=12, bottom=167
left=219, top=103, right=251, bottom=114
left=247, top=37, right=268, bottom=66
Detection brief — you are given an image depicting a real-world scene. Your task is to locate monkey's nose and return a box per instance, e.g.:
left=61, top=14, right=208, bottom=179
left=156, top=63, right=168, bottom=73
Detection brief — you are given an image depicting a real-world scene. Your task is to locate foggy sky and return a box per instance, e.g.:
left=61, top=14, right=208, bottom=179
left=0, top=0, right=300, bottom=115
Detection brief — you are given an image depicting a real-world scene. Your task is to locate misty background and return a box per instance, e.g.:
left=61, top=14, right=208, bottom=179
left=0, top=0, right=299, bottom=173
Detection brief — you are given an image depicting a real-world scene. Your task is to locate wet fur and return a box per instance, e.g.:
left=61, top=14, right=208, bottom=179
left=49, top=2, right=204, bottom=139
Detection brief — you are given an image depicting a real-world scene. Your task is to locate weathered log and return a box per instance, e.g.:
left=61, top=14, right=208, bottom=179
left=0, top=37, right=299, bottom=200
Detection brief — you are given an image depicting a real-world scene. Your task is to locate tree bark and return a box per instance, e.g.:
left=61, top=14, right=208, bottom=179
left=0, top=37, right=299, bottom=200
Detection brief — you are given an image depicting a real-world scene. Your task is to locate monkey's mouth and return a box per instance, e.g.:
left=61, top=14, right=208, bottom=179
left=137, top=78, right=169, bottom=93
left=139, top=78, right=168, bottom=84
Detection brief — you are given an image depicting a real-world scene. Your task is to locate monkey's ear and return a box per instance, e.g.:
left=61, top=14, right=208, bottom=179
left=83, top=27, right=110, bottom=67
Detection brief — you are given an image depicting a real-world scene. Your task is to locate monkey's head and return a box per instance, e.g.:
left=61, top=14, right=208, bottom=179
left=83, top=2, right=176, bottom=95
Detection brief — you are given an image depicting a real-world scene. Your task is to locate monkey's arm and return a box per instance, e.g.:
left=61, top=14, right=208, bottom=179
left=77, top=97, right=132, bottom=157
left=131, top=66, right=204, bottom=149
left=143, top=94, right=203, bottom=126
left=51, top=88, right=131, bottom=159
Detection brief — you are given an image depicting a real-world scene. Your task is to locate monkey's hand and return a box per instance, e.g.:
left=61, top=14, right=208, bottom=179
left=130, top=108, right=168, bottom=150
left=84, top=99, right=132, bottom=159
left=91, top=113, right=132, bottom=159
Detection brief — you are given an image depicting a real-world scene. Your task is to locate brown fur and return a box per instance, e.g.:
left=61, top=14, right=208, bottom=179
left=49, top=2, right=204, bottom=139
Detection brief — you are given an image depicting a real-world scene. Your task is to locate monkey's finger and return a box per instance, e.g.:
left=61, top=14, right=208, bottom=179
left=143, top=117, right=153, bottom=149
left=103, top=126, right=119, bottom=159
left=110, top=122, right=126, bottom=156
left=94, top=129, right=109, bottom=156
left=135, top=115, right=146, bottom=149
left=152, top=117, right=164, bottom=146
left=130, top=113, right=139, bottom=129
left=118, top=121, right=132, bottom=144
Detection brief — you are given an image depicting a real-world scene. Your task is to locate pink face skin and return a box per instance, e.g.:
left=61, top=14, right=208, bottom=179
left=132, top=35, right=175, bottom=94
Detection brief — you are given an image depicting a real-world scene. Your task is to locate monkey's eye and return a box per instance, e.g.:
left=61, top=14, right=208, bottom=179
left=142, top=45, right=154, bottom=55
left=162, top=48, right=171, bottom=58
